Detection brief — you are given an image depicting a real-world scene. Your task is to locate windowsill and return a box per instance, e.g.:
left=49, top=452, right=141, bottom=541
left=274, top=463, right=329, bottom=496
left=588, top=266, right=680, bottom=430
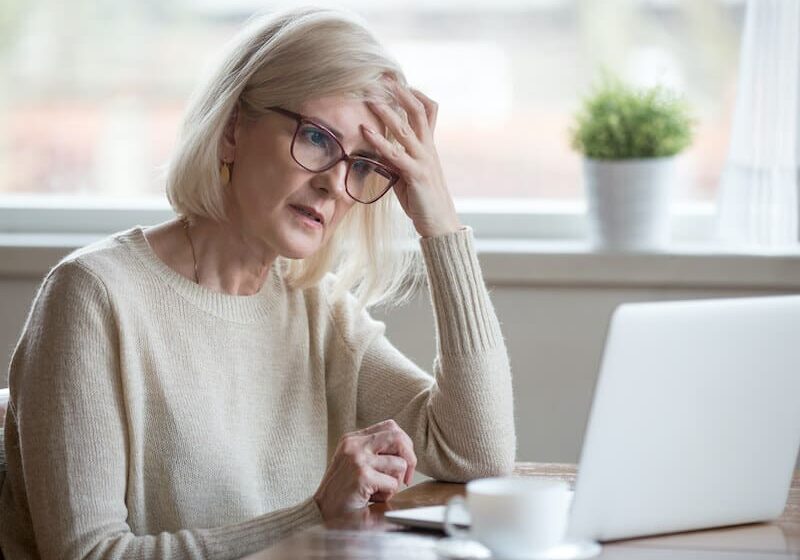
left=1, top=197, right=798, bottom=289
left=2, top=232, right=800, bottom=290
left=474, top=239, right=800, bottom=289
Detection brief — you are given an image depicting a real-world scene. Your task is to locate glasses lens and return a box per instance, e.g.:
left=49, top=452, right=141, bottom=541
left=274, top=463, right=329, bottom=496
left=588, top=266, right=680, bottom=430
left=347, top=159, right=394, bottom=203
left=293, top=122, right=342, bottom=171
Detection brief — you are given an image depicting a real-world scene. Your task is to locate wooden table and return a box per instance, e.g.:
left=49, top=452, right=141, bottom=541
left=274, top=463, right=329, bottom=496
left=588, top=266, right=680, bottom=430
left=244, top=463, right=800, bottom=559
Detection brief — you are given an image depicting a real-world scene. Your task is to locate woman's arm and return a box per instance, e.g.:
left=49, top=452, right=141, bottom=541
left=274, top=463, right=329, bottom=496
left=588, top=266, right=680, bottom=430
left=354, top=227, right=517, bottom=482
left=349, top=82, right=515, bottom=481
left=6, top=261, right=320, bottom=560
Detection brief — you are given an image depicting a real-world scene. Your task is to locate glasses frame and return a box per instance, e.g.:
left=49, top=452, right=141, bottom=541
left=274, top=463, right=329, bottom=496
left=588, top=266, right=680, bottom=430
left=268, top=107, right=400, bottom=204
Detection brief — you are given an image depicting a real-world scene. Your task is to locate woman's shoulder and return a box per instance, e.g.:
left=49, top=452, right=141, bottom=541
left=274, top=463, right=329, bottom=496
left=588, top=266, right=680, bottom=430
left=45, top=227, right=144, bottom=296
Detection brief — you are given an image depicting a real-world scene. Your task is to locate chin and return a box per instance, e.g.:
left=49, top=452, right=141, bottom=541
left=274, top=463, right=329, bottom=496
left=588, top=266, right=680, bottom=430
left=277, top=224, right=331, bottom=260
left=280, top=239, right=323, bottom=260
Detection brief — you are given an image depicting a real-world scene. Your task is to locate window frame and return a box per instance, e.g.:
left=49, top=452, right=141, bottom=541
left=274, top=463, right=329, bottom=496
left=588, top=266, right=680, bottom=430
left=0, top=195, right=716, bottom=244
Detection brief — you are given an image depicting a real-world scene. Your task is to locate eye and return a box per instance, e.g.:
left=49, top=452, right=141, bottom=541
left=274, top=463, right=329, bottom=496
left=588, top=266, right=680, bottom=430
left=300, top=125, right=333, bottom=149
left=351, top=159, right=372, bottom=176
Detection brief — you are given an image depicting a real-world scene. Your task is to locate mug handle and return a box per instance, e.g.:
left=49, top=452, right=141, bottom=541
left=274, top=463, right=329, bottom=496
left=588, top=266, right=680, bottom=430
left=443, top=495, right=471, bottom=539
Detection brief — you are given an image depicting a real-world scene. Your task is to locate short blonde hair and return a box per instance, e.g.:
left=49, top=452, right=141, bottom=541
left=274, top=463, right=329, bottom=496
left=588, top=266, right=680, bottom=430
left=166, top=7, right=423, bottom=309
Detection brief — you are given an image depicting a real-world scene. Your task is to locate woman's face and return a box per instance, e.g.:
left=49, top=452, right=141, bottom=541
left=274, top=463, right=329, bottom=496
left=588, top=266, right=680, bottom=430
left=224, top=95, right=386, bottom=260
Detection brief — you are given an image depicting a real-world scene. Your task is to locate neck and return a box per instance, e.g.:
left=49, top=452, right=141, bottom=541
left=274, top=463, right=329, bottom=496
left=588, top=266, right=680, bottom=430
left=185, top=215, right=276, bottom=296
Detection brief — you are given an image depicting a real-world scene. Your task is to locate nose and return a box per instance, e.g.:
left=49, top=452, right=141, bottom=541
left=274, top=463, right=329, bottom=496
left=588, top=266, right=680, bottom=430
left=314, top=159, right=349, bottom=199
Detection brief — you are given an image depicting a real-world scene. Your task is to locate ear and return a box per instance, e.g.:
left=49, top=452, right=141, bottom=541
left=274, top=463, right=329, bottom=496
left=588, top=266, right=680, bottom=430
left=220, top=102, right=240, bottom=163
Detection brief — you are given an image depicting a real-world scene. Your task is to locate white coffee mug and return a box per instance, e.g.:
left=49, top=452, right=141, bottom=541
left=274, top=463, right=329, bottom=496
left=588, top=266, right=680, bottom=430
left=444, top=477, right=572, bottom=559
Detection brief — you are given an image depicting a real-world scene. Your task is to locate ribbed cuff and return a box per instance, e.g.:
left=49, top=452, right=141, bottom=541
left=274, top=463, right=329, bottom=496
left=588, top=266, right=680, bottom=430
left=419, top=226, right=504, bottom=356
left=201, top=497, right=322, bottom=559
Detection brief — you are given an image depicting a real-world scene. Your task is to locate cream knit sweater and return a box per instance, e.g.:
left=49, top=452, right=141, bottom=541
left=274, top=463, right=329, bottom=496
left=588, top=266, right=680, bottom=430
left=0, top=225, right=516, bottom=560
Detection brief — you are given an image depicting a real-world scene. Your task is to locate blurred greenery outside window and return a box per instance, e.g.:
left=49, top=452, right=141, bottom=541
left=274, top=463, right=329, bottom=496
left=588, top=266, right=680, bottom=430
left=0, top=0, right=743, bottom=206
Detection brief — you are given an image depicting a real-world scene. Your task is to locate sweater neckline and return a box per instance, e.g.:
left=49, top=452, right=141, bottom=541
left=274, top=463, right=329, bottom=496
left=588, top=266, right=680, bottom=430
left=116, top=226, right=283, bottom=323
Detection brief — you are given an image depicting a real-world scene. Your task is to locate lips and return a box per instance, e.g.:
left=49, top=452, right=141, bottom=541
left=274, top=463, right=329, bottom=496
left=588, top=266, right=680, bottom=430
left=290, top=204, right=325, bottom=225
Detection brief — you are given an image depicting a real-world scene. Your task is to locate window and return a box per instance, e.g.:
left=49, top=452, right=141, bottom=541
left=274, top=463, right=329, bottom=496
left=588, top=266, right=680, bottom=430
left=0, top=0, right=744, bottom=210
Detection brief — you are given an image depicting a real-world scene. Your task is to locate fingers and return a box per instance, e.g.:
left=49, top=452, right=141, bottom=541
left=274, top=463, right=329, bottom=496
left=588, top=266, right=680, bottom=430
left=364, top=425, right=417, bottom=486
left=368, top=470, right=401, bottom=502
left=365, top=455, right=406, bottom=503
left=410, top=88, right=438, bottom=131
left=352, top=418, right=402, bottom=437
left=388, top=82, right=432, bottom=139
left=314, top=420, right=418, bottom=519
left=361, top=125, right=417, bottom=177
left=365, top=429, right=415, bottom=466
left=370, top=454, right=408, bottom=486
left=361, top=81, right=439, bottom=183
left=369, top=490, right=393, bottom=503
left=347, top=419, right=418, bottom=485
left=383, top=80, right=437, bottom=136
left=366, top=100, right=424, bottom=158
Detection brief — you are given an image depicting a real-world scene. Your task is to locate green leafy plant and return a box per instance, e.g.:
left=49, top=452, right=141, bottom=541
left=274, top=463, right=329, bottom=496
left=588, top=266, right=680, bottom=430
left=570, top=75, right=694, bottom=160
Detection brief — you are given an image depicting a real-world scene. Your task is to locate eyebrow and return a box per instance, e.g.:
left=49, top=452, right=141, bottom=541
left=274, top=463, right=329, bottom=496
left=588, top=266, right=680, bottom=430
left=308, top=116, right=344, bottom=141
left=352, top=148, right=383, bottom=161
left=306, top=115, right=383, bottom=162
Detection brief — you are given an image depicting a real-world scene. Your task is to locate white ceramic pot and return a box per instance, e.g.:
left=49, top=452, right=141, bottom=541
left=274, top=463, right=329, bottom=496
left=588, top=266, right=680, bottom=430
left=583, top=156, right=675, bottom=251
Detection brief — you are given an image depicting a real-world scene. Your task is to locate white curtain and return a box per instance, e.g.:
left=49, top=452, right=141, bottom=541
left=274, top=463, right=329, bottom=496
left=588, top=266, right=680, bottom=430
left=716, top=0, right=800, bottom=250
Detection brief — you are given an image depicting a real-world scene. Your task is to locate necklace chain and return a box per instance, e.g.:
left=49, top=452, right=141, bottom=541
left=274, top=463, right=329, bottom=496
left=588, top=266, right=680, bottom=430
left=181, top=217, right=200, bottom=285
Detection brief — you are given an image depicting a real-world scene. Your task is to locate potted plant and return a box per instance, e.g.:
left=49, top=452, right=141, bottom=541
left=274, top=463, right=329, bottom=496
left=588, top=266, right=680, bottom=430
left=570, top=76, right=694, bottom=251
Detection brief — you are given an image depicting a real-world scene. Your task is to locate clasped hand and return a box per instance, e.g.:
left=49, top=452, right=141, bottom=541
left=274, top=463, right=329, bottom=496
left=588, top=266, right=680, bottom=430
left=313, top=419, right=417, bottom=520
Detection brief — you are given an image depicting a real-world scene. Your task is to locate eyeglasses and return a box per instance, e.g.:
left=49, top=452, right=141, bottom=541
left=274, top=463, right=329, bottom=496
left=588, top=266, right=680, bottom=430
left=269, top=107, right=400, bottom=204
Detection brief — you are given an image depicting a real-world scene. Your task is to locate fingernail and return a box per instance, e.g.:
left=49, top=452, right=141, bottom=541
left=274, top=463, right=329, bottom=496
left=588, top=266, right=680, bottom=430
left=362, top=126, right=376, bottom=135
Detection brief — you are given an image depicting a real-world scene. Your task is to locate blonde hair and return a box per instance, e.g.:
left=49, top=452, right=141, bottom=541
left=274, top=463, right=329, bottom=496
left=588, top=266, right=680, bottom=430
left=166, top=7, right=423, bottom=309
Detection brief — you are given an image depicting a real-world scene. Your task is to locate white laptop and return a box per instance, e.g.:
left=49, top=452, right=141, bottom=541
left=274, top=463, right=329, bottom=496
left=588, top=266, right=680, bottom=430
left=386, top=295, right=800, bottom=542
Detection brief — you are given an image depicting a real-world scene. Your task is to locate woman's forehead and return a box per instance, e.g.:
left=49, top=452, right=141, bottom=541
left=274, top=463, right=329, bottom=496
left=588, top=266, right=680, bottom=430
left=297, top=95, right=385, bottom=144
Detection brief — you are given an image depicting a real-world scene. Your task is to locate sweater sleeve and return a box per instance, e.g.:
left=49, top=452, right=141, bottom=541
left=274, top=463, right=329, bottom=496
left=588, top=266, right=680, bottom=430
left=6, top=261, right=321, bottom=560
left=353, top=227, right=517, bottom=482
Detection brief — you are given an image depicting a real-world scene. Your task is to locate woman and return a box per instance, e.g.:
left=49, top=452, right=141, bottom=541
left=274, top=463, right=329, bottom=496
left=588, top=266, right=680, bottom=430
left=0, top=7, right=515, bottom=559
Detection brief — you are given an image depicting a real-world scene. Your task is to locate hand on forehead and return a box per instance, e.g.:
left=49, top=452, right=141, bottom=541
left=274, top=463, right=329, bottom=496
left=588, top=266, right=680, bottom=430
left=299, top=92, right=411, bottom=152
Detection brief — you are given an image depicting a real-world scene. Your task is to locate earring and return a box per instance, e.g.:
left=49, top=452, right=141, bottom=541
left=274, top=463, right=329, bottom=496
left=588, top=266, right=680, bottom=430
left=220, top=161, right=231, bottom=186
